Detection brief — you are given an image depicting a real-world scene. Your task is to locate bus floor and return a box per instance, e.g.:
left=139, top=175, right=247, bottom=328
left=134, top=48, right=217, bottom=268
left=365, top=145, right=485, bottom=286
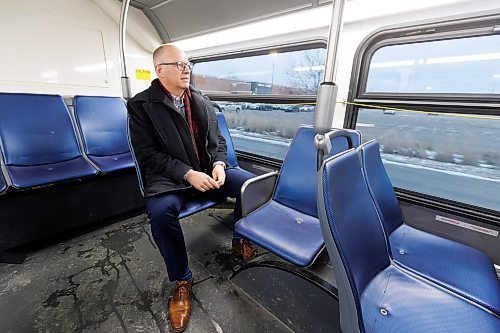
left=0, top=207, right=293, bottom=333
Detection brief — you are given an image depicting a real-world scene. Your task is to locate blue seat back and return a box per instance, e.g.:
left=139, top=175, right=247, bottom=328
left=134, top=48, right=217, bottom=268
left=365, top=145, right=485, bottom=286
left=0, top=93, right=82, bottom=166
left=318, top=149, right=391, bottom=332
left=216, top=112, right=238, bottom=168
left=273, top=126, right=361, bottom=217
left=359, top=140, right=404, bottom=235
left=73, top=96, right=129, bottom=156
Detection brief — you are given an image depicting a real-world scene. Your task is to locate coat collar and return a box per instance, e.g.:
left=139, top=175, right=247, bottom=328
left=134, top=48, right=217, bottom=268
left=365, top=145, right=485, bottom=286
left=149, top=79, right=198, bottom=103
left=150, top=78, right=170, bottom=103
left=132, top=79, right=208, bottom=119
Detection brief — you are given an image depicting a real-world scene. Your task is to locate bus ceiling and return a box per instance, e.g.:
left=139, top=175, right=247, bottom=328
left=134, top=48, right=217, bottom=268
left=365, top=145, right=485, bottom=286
left=128, top=0, right=334, bottom=43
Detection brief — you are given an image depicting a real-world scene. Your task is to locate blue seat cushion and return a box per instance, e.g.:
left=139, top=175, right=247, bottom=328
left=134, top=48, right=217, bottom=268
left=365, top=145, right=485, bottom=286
left=390, top=224, right=500, bottom=314
left=179, top=195, right=227, bottom=219
left=361, top=265, right=500, bottom=333
left=7, top=157, right=97, bottom=189
left=88, top=152, right=134, bottom=173
left=236, top=201, right=324, bottom=267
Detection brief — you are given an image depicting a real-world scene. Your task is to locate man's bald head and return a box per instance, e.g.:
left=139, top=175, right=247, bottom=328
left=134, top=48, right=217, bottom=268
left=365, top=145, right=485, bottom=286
left=153, top=44, right=186, bottom=66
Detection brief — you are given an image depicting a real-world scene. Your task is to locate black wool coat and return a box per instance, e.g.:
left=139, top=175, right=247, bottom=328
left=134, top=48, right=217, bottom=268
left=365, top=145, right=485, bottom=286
left=127, top=79, right=227, bottom=197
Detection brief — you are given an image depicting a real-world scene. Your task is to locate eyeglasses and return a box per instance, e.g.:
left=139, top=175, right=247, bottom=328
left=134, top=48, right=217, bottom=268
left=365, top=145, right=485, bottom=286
left=157, top=61, right=193, bottom=72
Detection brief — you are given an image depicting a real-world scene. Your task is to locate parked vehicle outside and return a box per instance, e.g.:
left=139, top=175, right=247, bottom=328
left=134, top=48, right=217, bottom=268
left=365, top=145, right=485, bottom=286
left=215, top=101, right=243, bottom=112
left=284, top=105, right=300, bottom=112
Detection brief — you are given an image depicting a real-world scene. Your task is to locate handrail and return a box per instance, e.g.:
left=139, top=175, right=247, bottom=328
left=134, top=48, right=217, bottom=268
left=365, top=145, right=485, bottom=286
left=314, top=129, right=354, bottom=171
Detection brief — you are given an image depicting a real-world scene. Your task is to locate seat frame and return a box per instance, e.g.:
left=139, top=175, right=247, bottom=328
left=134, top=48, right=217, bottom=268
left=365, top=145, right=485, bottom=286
left=317, top=147, right=500, bottom=333
left=236, top=127, right=361, bottom=267
left=358, top=139, right=500, bottom=315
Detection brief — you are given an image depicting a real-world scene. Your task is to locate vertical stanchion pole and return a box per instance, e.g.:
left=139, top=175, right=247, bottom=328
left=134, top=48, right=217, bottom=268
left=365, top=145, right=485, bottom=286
left=313, top=0, right=346, bottom=135
left=314, top=0, right=346, bottom=170
left=119, top=0, right=132, bottom=100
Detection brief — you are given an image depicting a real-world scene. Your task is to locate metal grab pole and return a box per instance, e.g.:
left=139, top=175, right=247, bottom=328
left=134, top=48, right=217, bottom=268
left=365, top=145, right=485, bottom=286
left=313, top=0, right=346, bottom=136
left=119, top=0, right=132, bottom=100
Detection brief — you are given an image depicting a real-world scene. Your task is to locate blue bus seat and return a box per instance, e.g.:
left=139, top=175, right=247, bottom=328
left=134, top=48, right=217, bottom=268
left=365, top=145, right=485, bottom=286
left=235, top=127, right=361, bottom=267
left=127, top=112, right=249, bottom=218
left=73, top=96, right=134, bottom=173
left=359, top=140, right=500, bottom=315
left=0, top=93, right=97, bottom=189
left=318, top=149, right=500, bottom=333
left=215, top=111, right=256, bottom=180
left=178, top=197, right=223, bottom=219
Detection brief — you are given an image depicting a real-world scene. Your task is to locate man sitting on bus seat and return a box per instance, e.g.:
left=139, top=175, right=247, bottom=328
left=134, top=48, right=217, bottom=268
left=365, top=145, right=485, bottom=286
left=127, top=44, right=257, bottom=332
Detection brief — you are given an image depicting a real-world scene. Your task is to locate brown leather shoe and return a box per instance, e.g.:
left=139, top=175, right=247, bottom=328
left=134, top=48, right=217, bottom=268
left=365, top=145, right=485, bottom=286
left=232, top=238, right=258, bottom=261
left=169, top=278, right=194, bottom=332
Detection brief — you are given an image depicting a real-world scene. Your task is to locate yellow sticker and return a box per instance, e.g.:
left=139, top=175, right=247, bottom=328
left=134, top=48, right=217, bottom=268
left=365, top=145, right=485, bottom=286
left=136, top=69, right=151, bottom=81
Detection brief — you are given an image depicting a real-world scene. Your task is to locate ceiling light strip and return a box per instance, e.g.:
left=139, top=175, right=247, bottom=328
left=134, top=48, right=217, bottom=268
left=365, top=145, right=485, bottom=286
left=150, top=0, right=175, bottom=10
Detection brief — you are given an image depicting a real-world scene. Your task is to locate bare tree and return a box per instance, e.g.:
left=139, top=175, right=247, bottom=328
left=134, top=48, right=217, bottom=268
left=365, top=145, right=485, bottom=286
left=286, top=49, right=325, bottom=94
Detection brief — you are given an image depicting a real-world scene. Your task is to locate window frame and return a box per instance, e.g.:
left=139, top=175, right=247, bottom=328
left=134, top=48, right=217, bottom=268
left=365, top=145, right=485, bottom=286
left=189, top=39, right=327, bottom=165
left=189, top=39, right=327, bottom=104
left=359, top=33, right=500, bottom=102
left=347, top=11, right=500, bottom=113
left=345, top=10, right=500, bottom=226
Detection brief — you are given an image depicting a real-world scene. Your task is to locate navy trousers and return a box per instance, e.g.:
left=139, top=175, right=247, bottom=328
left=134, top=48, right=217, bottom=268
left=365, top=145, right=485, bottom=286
left=146, top=167, right=255, bottom=282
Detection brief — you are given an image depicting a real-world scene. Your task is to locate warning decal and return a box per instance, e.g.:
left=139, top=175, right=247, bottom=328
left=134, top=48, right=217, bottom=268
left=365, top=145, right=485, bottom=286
left=136, top=69, right=151, bottom=81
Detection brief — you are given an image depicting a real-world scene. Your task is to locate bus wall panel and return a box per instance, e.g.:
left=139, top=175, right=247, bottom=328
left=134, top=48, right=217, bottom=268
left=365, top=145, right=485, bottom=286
left=0, top=173, right=145, bottom=252
left=400, top=202, right=500, bottom=265
left=0, top=0, right=158, bottom=97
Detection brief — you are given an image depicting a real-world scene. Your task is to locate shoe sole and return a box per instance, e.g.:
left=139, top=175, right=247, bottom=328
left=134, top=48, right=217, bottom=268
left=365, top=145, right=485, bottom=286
left=171, top=325, right=188, bottom=333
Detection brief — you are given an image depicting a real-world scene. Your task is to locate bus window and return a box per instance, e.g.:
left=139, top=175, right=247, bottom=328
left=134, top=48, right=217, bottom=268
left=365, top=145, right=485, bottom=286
left=211, top=101, right=315, bottom=160
left=193, top=48, right=326, bottom=95
left=192, top=47, right=325, bottom=160
left=348, top=18, right=500, bottom=215
left=366, top=35, right=500, bottom=94
left=356, top=108, right=500, bottom=212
